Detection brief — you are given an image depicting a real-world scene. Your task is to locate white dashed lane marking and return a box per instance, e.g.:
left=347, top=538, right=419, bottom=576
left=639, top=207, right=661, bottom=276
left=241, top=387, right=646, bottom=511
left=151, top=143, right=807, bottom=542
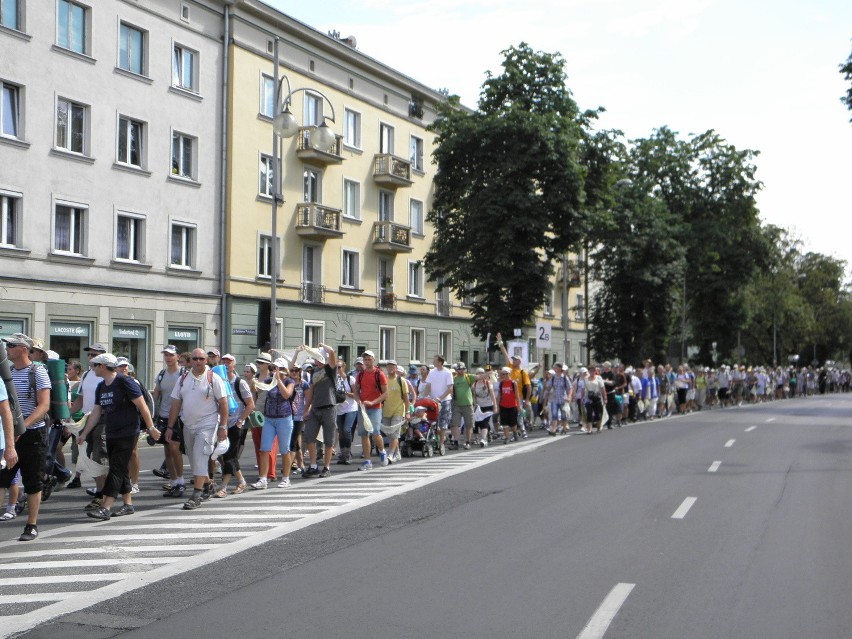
left=725, top=439, right=736, bottom=448
left=765, top=417, right=776, bottom=423
left=745, top=426, right=757, bottom=432
left=575, top=582, right=636, bottom=639
left=671, top=497, right=698, bottom=519
left=708, top=461, right=721, bottom=473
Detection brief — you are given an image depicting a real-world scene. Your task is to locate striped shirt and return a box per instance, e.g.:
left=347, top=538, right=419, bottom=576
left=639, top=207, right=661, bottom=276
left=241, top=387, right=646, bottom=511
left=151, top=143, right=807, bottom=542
left=11, top=363, right=50, bottom=428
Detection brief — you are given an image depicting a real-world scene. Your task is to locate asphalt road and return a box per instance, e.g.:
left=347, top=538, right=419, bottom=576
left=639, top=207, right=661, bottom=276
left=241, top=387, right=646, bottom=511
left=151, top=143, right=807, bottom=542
left=5, top=393, right=852, bottom=639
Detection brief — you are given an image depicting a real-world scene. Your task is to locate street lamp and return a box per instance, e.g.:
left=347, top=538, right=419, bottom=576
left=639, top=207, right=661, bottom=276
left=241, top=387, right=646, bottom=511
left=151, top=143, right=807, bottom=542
left=267, top=37, right=337, bottom=350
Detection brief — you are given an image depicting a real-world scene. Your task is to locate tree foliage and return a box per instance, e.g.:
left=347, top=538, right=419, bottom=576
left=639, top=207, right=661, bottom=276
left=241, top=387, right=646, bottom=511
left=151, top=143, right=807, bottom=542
left=841, top=43, right=852, bottom=122
left=424, top=43, right=589, bottom=338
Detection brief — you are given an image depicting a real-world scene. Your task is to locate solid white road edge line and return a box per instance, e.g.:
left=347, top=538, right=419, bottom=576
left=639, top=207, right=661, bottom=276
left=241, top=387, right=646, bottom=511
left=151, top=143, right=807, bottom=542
left=725, top=439, right=736, bottom=447
left=0, top=436, right=559, bottom=639
left=575, top=582, right=636, bottom=639
left=672, top=497, right=698, bottom=519
left=708, top=461, right=721, bottom=473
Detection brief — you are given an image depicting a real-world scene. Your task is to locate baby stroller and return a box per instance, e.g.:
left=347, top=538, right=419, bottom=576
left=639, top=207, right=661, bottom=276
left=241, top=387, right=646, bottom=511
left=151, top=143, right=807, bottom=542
left=401, top=398, right=446, bottom=457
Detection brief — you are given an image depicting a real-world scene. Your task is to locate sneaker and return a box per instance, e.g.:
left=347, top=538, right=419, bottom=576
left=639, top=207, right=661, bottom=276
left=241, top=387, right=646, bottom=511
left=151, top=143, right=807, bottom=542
left=152, top=467, right=169, bottom=479
left=112, top=504, right=135, bottom=517
left=380, top=451, right=389, bottom=467
left=1, top=510, right=17, bottom=521
left=302, top=467, right=319, bottom=479
left=84, top=497, right=103, bottom=511
left=318, top=467, right=331, bottom=478
left=336, top=457, right=351, bottom=465
left=163, top=484, right=186, bottom=498
left=41, top=476, right=57, bottom=502
left=250, top=479, right=268, bottom=490
left=86, top=487, right=98, bottom=497
left=15, top=494, right=26, bottom=514
left=66, top=476, right=82, bottom=489
left=463, top=442, right=471, bottom=450
left=503, top=437, right=509, bottom=445
left=359, top=460, right=373, bottom=471
left=392, top=451, right=402, bottom=463
left=182, top=494, right=202, bottom=510
left=480, top=439, right=487, bottom=448
left=130, top=484, right=140, bottom=495
left=522, top=431, right=529, bottom=439
left=86, top=506, right=111, bottom=521
left=277, top=478, right=291, bottom=488
left=19, top=524, right=38, bottom=542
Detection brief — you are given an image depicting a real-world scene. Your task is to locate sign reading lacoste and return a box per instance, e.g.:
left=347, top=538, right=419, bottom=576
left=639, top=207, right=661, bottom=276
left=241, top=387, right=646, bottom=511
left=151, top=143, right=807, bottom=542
left=51, top=323, right=90, bottom=337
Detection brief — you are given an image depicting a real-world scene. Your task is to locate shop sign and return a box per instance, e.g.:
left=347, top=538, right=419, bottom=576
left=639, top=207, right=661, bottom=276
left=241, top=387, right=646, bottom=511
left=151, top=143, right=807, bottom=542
left=168, top=327, right=199, bottom=341
left=51, top=323, right=90, bottom=337
left=232, top=328, right=257, bottom=335
left=113, top=326, right=147, bottom=339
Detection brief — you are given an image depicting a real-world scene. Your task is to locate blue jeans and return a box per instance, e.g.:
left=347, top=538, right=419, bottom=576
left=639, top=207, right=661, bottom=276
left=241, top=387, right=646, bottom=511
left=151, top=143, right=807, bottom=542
left=357, top=407, right=383, bottom=437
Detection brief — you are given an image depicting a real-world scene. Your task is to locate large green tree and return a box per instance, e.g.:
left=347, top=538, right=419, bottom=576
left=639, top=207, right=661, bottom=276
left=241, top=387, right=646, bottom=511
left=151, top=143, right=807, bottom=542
left=630, top=127, right=767, bottom=364
left=424, top=43, right=589, bottom=338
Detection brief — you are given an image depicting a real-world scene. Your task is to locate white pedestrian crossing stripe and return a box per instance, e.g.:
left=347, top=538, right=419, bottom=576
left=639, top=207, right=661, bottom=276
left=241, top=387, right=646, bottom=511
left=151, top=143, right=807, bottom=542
left=0, top=437, right=558, bottom=638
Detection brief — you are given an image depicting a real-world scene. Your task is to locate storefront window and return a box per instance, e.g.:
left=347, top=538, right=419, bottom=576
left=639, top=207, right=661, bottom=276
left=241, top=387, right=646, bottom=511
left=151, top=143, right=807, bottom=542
left=0, top=318, right=26, bottom=339
left=50, top=322, right=91, bottom=364
left=167, top=326, right=199, bottom=358
left=112, top=324, right=149, bottom=384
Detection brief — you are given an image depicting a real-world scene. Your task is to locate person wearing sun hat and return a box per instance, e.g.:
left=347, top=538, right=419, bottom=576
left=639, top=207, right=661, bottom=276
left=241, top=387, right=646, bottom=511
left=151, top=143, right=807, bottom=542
left=0, top=333, right=50, bottom=541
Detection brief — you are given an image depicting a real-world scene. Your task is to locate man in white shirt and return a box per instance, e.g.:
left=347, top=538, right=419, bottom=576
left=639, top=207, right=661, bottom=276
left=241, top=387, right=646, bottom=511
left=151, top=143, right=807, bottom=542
left=165, top=348, right=228, bottom=511
left=426, top=355, right=454, bottom=446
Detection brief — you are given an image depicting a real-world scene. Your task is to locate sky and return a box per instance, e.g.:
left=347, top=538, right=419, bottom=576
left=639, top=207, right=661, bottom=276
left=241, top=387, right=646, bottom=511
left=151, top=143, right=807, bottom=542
left=269, top=0, right=852, bottom=269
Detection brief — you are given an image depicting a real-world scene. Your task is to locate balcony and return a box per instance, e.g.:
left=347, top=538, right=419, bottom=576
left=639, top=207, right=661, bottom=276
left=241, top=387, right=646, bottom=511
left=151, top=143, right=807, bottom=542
left=436, top=299, right=452, bottom=317
left=372, top=221, right=412, bottom=254
left=373, top=153, right=413, bottom=188
left=295, top=203, right=344, bottom=240
left=302, top=283, right=325, bottom=304
left=377, top=291, right=396, bottom=311
left=295, top=126, right=344, bottom=166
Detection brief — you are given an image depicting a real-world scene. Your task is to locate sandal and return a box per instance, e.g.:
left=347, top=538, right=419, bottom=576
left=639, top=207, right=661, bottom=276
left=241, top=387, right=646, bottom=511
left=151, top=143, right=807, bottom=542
left=0, top=510, right=16, bottom=521
left=232, top=482, right=248, bottom=495
left=213, top=488, right=228, bottom=498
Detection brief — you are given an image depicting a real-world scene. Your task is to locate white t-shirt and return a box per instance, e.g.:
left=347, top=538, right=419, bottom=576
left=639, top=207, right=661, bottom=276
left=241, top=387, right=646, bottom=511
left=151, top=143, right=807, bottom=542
left=171, top=367, right=227, bottom=428
left=78, top=367, right=102, bottom=414
left=426, top=367, right=453, bottom=401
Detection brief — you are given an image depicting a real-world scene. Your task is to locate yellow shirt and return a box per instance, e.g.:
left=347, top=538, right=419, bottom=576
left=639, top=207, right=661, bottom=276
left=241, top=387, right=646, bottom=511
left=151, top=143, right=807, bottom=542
left=382, top=375, right=407, bottom=417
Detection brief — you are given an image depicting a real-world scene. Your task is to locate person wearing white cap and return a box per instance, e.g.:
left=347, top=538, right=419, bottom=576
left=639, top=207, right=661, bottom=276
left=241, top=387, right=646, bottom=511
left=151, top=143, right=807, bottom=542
left=68, top=341, right=110, bottom=496
left=251, top=356, right=295, bottom=489
left=0, top=333, right=51, bottom=541
left=76, top=353, right=160, bottom=520
left=214, top=354, right=255, bottom=497
left=164, top=348, right=229, bottom=510
left=353, top=350, right=389, bottom=470
left=152, top=345, right=186, bottom=498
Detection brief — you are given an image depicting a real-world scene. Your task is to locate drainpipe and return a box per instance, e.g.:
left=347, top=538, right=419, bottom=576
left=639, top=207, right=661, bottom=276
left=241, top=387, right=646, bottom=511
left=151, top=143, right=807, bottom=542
left=219, top=2, right=235, bottom=351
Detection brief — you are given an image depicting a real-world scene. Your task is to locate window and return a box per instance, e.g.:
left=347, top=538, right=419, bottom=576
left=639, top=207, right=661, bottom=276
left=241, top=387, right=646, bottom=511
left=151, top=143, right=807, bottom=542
left=0, top=192, right=20, bottom=247
left=303, top=168, right=320, bottom=203
left=410, top=329, right=424, bottom=363
left=259, top=154, right=274, bottom=197
left=343, top=179, right=360, bottom=220
left=118, top=23, right=145, bottom=75
left=438, top=331, right=452, bottom=362
left=57, top=0, right=87, bottom=55
left=1, top=81, right=19, bottom=138
left=342, top=250, right=359, bottom=288
left=379, top=123, right=394, bottom=154
left=378, top=190, right=393, bottom=221
left=171, top=132, right=195, bottom=179
left=304, top=323, right=323, bottom=348
left=56, top=98, right=86, bottom=154
left=343, top=108, right=360, bottom=148
left=172, top=44, right=197, bottom=92
left=408, top=261, right=424, bottom=297
left=410, top=135, right=424, bottom=171
left=304, top=93, right=322, bottom=127
left=260, top=74, right=275, bottom=117
left=1, top=0, right=20, bottom=30
left=116, top=214, right=143, bottom=262
left=117, top=117, right=143, bottom=167
left=378, top=258, right=391, bottom=292
left=409, top=199, right=423, bottom=235
left=54, top=203, right=86, bottom=255
left=543, top=288, right=553, bottom=316
left=575, top=293, right=585, bottom=320
left=302, top=244, right=320, bottom=284
left=170, top=223, right=195, bottom=268
left=379, top=327, right=395, bottom=360
left=257, top=234, right=277, bottom=278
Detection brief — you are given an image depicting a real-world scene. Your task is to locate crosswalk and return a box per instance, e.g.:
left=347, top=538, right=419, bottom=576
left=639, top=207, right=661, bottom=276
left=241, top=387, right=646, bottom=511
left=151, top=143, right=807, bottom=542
left=0, top=436, right=558, bottom=637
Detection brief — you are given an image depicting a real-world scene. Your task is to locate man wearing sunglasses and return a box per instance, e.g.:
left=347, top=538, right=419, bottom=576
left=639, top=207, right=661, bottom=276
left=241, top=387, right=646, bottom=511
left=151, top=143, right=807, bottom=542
left=0, top=333, right=51, bottom=541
